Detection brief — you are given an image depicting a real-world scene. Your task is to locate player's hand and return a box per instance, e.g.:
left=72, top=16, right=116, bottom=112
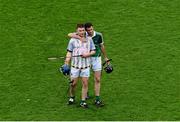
left=81, top=53, right=90, bottom=58
left=60, top=64, right=70, bottom=75
left=104, top=57, right=110, bottom=65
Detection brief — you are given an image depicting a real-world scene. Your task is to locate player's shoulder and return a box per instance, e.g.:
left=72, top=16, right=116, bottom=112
left=69, top=38, right=77, bottom=43
left=95, top=31, right=103, bottom=36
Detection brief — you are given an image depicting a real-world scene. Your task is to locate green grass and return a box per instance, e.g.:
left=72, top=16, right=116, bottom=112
left=0, top=0, right=180, bottom=120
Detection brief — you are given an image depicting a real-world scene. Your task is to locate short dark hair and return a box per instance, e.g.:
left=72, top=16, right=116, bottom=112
left=76, top=23, right=84, bottom=29
left=84, top=22, right=93, bottom=29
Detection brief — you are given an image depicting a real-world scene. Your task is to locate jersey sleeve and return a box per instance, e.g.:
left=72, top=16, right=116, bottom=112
left=99, top=33, right=104, bottom=44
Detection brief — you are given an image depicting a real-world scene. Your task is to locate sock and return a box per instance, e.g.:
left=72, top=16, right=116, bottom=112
left=96, top=96, right=100, bottom=101
left=70, top=96, right=75, bottom=99
left=81, top=100, right=85, bottom=104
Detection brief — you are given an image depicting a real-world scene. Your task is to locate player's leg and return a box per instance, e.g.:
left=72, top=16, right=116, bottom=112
left=85, top=57, right=101, bottom=99
left=80, top=67, right=90, bottom=108
left=68, top=67, right=80, bottom=105
left=92, top=57, right=104, bottom=107
left=81, top=77, right=88, bottom=106
left=68, top=77, right=78, bottom=103
left=94, top=70, right=101, bottom=98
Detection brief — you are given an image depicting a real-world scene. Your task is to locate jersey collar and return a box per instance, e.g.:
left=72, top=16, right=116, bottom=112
left=86, top=31, right=96, bottom=37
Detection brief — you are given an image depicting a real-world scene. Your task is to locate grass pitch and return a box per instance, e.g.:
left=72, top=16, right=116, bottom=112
left=0, top=0, right=179, bottom=120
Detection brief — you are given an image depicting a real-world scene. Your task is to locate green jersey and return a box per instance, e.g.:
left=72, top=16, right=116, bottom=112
left=87, top=31, right=104, bottom=57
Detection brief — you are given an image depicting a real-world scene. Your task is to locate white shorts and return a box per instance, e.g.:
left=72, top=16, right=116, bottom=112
left=91, top=57, right=102, bottom=71
left=70, top=67, right=90, bottom=78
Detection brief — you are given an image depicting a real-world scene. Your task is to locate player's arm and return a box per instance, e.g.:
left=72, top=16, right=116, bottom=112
left=90, top=50, right=96, bottom=56
left=65, top=39, right=73, bottom=65
left=99, top=34, right=110, bottom=63
left=67, top=32, right=81, bottom=39
left=100, top=43, right=109, bottom=61
left=64, top=51, right=72, bottom=65
left=81, top=50, right=95, bottom=58
left=101, top=43, right=111, bottom=65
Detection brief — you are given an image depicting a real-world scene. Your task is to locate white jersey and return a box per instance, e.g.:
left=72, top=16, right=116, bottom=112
left=67, top=37, right=95, bottom=69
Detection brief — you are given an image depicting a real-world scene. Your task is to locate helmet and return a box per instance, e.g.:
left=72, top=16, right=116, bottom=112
left=60, top=64, right=70, bottom=75
left=104, top=64, right=113, bottom=73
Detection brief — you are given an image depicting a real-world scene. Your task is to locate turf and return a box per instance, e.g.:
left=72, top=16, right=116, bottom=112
left=0, top=0, right=180, bottom=120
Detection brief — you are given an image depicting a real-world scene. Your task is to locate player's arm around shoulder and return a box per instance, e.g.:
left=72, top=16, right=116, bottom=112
left=67, top=32, right=81, bottom=40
